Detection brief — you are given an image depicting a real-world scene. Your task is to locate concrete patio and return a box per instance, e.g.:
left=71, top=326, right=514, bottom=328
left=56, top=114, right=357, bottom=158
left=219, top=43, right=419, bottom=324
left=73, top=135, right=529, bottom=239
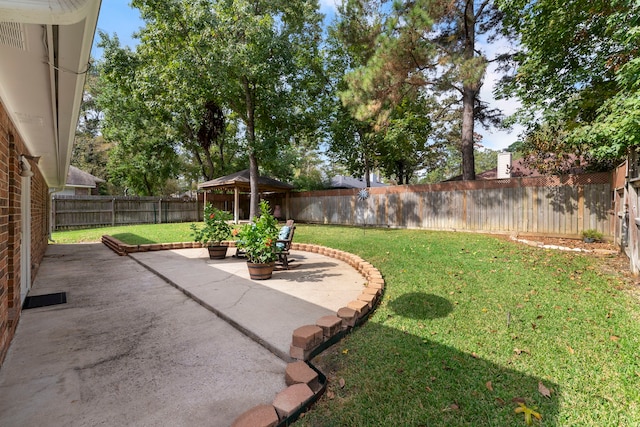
left=0, top=243, right=366, bottom=426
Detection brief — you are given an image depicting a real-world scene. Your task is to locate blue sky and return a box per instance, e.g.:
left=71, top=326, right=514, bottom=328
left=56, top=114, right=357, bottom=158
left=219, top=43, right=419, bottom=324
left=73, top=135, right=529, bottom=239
left=92, top=1, right=521, bottom=151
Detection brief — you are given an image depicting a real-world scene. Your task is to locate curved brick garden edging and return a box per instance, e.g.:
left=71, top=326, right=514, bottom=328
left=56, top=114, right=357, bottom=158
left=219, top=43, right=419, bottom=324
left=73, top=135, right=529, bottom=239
left=101, top=236, right=384, bottom=427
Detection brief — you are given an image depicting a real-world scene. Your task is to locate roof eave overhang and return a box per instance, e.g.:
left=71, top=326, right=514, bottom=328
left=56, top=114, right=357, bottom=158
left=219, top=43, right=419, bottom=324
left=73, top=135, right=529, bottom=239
left=0, top=0, right=102, bottom=188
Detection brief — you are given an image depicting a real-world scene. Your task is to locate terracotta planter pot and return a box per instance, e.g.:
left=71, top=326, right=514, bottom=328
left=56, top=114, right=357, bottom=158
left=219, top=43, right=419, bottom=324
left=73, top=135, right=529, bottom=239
left=247, top=261, right=276, bottom=280
left=207, top=245, right=228, bottom=259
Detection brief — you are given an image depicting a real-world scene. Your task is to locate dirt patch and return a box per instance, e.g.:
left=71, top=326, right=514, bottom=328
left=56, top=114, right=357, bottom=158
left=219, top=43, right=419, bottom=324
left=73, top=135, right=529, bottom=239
left=514, top=235, right=618, bottom=252
left=510, top=235, right=638, bottom=289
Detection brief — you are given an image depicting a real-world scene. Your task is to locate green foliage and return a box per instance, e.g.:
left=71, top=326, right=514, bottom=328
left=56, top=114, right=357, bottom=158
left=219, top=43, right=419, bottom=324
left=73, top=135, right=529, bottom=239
left=497, top=0, right=639, bottom=159
left=582, top=229, right=604, bottom=241
left=190, top=203, right=233, bottom=246
left=96, top=35, right=183, bottom=196
left=235, top=200, right=280, bottom=264
left=335, top=0, right=505, bottom=181
left=325, top=1, right=448, bottom=184
left=73, top=62, right=110, bottom=190
left=99, top=0, right=324, bottom=212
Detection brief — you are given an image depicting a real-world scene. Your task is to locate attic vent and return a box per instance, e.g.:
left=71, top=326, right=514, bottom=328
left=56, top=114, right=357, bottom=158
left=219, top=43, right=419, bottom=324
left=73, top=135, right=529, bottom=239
left=0, top=22, right=25, bottom=50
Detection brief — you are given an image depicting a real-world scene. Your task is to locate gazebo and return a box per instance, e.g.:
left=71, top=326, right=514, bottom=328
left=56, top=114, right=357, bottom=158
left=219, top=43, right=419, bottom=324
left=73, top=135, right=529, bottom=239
left=197, top=169, right=294, bottom=223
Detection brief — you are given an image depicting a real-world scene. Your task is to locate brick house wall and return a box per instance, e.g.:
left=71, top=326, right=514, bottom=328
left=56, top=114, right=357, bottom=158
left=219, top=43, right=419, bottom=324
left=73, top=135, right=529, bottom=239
left=0, top=99, right=50, bottom=365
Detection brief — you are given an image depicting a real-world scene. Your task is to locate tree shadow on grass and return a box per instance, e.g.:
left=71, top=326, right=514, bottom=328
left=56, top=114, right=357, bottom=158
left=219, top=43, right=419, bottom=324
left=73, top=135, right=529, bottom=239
left=110, top=233, right=156, bottom=245
left=389, top=292, right=454, bottom=320
left=309, top=294, right=561, bottom=426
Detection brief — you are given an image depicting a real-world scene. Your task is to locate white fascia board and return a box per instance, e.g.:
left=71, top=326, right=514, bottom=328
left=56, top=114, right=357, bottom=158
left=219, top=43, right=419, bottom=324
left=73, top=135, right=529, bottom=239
left=0, top=0, right=99, bottom=25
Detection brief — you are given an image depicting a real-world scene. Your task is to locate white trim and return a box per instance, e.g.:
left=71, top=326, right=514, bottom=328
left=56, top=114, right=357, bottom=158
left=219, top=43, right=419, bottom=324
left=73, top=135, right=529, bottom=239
left=0, top=0, right=98, bottom=25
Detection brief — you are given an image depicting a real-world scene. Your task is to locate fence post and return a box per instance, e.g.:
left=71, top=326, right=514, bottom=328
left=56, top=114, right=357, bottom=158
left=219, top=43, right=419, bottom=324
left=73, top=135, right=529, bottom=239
left=158, top=199, right=162, bottom=224
left=111, top=198, right=115, bottom=226
left=52, top=196, right=56, bottom=232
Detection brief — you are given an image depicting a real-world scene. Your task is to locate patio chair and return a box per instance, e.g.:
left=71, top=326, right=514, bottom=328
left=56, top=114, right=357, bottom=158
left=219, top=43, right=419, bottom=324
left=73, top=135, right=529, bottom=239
left=276, top=219, right=296, bottom=269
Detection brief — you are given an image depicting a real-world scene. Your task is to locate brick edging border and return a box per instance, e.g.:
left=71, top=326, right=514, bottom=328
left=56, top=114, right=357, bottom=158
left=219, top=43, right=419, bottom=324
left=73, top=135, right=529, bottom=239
left=101, top=236, right=385, bottom=427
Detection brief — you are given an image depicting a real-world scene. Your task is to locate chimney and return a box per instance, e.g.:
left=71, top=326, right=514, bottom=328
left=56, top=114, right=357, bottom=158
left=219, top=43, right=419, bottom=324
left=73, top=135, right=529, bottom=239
left=497, top=152, right=512, bottom=179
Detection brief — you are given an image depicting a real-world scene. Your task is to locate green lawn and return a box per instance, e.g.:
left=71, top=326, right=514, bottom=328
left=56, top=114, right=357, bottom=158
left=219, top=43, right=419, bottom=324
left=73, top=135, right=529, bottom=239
left=51, top=223, right=197, bottom=244
left=53, top=223, right=640, bottom=426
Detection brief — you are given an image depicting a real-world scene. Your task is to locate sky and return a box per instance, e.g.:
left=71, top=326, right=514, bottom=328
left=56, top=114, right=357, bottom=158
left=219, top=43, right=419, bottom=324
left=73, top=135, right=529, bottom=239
left=93, top=0, right=523, bottom=151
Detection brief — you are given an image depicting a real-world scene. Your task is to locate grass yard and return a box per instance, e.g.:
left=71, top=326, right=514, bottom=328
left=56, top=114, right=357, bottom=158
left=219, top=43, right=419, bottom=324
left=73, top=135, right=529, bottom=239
left=53, top=223, right=640, bottom=426
left=51, top=223, right=196, bottom=244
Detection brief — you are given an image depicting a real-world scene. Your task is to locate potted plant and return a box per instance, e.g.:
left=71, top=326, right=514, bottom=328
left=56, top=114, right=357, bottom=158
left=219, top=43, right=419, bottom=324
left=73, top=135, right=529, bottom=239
left=191, top=203, right=233, bottom=259
left=582, top=228, right=603, bottom=243
left=235, top=200, right=280, bottom=279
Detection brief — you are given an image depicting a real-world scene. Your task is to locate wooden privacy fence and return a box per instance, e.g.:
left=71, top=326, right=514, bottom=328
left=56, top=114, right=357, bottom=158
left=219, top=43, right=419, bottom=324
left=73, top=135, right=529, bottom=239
left=52, top=195, right=199, bottom=230
left=52, top=172, right=614, bottom=238
left=289, top=172, right=614, bottom=238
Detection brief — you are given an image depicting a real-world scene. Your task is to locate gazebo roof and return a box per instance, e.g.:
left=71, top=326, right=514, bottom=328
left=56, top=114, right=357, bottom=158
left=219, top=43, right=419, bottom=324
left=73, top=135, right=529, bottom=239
left=197, top=169, right=294, bottom=192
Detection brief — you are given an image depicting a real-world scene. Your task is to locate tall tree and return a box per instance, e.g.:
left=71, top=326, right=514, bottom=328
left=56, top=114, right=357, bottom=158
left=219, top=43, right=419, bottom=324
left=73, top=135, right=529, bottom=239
left=323, top=0, right=386, bottom=187
left=497, top=0, right=639, bottom=160
left=327, top=0, right=444, bottom=185
left=97, top=37, right=181, bottom=195
left=340, top=0, right=504, bottom=181
left=72, top=59, right=110, bottom=184
left=132, top=0, right=324, bottom=219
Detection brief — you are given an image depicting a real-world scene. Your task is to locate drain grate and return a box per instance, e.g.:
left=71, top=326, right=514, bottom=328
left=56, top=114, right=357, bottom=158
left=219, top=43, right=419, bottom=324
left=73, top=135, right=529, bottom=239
left=22, top=292, right=67, bottom=310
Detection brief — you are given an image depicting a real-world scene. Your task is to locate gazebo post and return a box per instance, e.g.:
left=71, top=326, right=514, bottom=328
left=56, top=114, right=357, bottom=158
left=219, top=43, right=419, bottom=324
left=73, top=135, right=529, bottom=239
left=234, top=186, right=240, bottom=224
left=285, top=190, right=290, bottom=220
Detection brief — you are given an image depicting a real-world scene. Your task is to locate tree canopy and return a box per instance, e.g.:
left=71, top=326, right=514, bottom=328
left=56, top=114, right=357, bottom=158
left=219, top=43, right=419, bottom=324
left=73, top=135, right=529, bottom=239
left=497, top=0, right=639, bottom=160
left=97, top=0, right=324, bottom=213
left=337, top=0, right=505, bottom=181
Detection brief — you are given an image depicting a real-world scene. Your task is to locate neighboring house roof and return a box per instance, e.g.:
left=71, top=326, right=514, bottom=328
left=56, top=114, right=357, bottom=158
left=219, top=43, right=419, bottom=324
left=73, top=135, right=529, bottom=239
left=447, top=156, right=589, bottom=181
left=330, top=175, right=387, bottom=189
left=0, top=0, right=102, bottom=188
left=198, top=169, right=294, bottom=192
left=476, top=157, right=587, bottom=180
left=66, top=165, right=104, bottom=188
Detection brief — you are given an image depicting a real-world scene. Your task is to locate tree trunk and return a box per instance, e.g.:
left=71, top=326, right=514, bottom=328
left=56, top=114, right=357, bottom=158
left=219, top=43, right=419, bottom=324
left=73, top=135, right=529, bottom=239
left=243, top=76, right=259, bottom=220
left=461, top=0, right=477, bottom=181
left=461, top=86, right=476, bottom=181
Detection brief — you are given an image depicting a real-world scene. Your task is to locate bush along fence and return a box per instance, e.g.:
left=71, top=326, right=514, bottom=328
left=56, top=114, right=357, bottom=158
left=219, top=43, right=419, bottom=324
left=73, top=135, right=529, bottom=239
left=52, top=195, right=200, bottom=230
left=289, top=172, right=614, bottom=239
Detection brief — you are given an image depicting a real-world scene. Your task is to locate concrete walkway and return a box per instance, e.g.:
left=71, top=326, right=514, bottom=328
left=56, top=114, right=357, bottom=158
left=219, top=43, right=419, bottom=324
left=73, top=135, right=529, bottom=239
left=0, top=243, right=365, bottom=426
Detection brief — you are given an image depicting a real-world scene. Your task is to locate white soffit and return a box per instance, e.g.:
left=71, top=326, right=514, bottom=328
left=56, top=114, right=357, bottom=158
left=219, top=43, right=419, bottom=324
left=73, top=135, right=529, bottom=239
left=0, top=0, right=101, bottom=187
left=0, top=0, right=96, bottom=25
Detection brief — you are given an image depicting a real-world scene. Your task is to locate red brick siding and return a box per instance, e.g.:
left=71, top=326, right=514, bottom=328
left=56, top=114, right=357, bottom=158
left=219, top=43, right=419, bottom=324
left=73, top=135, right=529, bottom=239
left=0, top=99, right=50, bottom=366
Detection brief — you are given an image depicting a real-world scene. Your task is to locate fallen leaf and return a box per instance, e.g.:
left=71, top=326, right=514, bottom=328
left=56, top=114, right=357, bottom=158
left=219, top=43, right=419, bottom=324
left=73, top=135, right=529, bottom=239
left=326, top=390, right=335, bottom=399
left=538, top=382, right=551, bottom=398
left=425, top=386, right=432, bottom=392
left=567, top=346, right=575, bottom=354
left=495, top=397, right=506, bottom=406
left=471, top=352, right=478, bottom=358
left=449, top=403, right=459, bottom=410
left=511, top=397, right=526, bottom=404
left=610, top=335, right=620, bottom=342
left=486, top=381, right=493, bottom=392
left=338, top=378, right=346, bottom=389
left=514, top=402, right=542, bottom=425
